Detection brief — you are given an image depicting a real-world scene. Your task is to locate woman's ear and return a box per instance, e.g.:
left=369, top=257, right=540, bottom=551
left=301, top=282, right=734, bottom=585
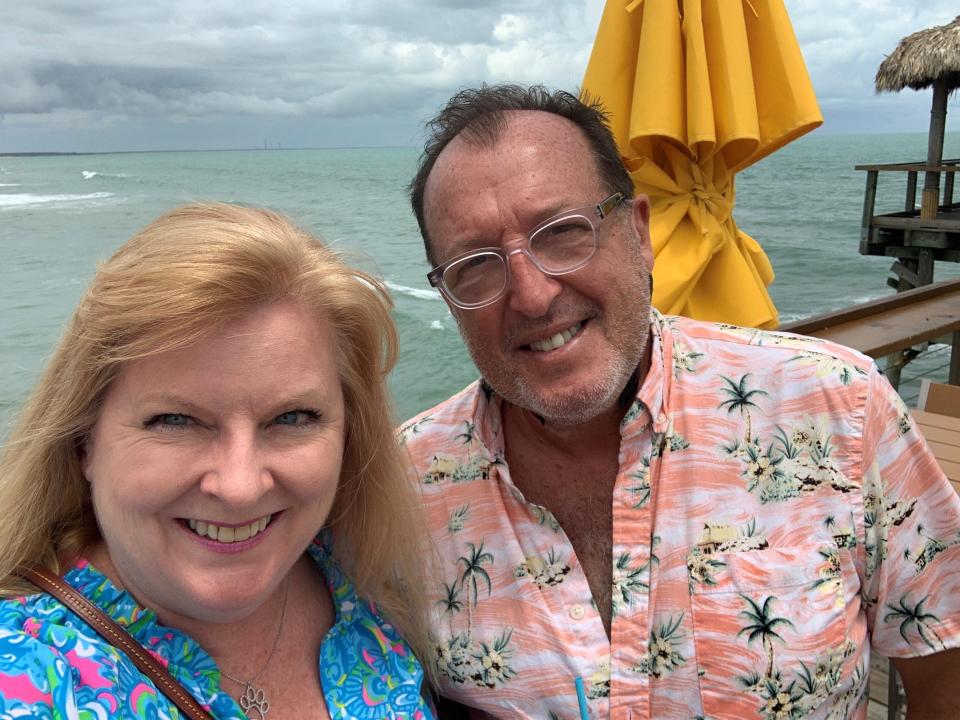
left=77, top=435, right=92, bottom=480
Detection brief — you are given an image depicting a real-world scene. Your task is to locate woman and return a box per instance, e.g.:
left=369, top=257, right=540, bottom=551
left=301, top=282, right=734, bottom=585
left=0, top=203, right=435, bottom=719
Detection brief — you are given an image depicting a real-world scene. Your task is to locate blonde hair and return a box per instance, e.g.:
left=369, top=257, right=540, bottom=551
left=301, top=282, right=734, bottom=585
left=0, top=202, right=434, bottom=674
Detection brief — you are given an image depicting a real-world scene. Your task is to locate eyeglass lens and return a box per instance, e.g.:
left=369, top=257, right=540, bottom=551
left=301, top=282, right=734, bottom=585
left=442, top=213, right=596, bottom=306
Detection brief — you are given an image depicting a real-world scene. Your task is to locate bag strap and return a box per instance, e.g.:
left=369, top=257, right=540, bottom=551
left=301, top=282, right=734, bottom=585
left=16, top=566, right=214, bottom=720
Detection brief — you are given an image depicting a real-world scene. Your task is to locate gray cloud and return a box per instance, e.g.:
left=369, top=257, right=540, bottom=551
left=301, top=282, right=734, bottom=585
left=1, top=0, right=957, bottom=151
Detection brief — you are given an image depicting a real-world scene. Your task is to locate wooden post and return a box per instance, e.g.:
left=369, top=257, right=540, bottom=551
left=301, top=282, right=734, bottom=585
left=945, top=169, right=955, bottom=208
left=887, top=664, right=902, bottom=720
left=861, top=170, right=879, bottom=248
left=951, top=330, right=960, bottom=386
left=906, top=171, right=918, bottom=212
left=918, top=250, right=935, bottom=286
left=921, top=80, right=949, bottom=220
left=885, top=355, right=903, bottom=391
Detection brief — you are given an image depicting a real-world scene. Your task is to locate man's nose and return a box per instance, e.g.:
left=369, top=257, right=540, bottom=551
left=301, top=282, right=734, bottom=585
left=505, top=248, right=562, bottom=317
left=200, top=430, right=273, bottom=508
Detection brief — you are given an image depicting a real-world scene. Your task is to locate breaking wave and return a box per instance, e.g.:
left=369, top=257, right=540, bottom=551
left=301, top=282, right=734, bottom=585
left=0, top=192, right=114, bottom=209
left=81, top=170, right=128, bottom=180
left=386, top=281, right=439, bottom=301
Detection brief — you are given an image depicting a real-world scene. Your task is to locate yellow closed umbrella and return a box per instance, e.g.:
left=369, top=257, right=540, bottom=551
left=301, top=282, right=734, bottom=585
left=583, top=0, right=822, bottom=328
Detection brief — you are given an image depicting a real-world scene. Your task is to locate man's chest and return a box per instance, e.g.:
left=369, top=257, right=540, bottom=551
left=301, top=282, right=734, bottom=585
left=418, top=434, right=870, bottom=720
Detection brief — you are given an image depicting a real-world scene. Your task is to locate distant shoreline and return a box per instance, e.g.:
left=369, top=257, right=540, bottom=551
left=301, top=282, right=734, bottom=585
left=0, top=152, right=82, bottom=157
left=3, top=130, right=959, bottom=158
left=0, top=146, right=414, bottom=158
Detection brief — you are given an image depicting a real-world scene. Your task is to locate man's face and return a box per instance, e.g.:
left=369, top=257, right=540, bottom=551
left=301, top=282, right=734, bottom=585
left=422, top=111, right=654, bottom=425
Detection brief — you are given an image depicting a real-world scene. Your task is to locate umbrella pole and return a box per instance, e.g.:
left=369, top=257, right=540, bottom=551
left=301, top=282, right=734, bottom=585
left=921, top=79, right=949, bottom=220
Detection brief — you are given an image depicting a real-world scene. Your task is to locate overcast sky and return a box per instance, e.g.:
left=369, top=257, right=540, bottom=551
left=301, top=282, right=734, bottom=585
left=2, top=1, right=957, bottom=153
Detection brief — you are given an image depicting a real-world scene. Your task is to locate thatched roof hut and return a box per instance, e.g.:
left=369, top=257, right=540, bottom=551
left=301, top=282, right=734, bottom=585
left=875, top=15, right=960, bottom=218
left=876, top=15, right=960, bottom=92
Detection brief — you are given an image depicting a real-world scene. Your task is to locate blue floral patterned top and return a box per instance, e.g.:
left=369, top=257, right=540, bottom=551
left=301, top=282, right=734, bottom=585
left=0, top=535, right=433, bottom=719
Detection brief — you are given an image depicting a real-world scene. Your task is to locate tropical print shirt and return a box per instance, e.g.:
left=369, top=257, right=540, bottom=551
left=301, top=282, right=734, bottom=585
left=400, top=311, right=960, bottom=720
left=0, top=535, right=432, bottom=719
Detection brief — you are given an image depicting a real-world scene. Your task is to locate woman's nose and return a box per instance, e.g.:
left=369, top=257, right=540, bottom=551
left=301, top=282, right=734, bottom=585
left=199, top=430, right=273, bottom=507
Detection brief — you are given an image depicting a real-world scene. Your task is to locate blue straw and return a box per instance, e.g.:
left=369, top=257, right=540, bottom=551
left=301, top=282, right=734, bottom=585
left=574, top=676, right=589, bottom=720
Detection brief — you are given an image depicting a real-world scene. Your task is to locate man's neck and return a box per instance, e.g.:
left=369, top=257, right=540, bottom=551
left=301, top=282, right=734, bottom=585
left=499, top=342, right=650, bottom=456
left=502, top=398, right=624, bottom=461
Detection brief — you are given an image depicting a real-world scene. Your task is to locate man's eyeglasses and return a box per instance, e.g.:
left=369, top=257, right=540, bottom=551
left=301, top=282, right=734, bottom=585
left=427, top=193, right=626, bottom=310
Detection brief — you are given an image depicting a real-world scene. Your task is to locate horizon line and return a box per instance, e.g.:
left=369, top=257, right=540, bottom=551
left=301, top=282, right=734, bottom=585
left=4, top=128, right=959, bottom=157
left=0, top=144, right=418, bottom=158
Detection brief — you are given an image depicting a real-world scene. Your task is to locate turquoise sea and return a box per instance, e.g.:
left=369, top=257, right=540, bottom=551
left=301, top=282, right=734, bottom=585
left=2, top=132, right=960, bottom=431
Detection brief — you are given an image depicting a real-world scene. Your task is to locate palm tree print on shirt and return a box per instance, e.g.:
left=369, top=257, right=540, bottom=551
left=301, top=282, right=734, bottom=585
left=448, top=504, right=470, bottom=533
left=437, top=581, right=464, bottom=622
left=672, top=341, right=704, bottom=377
left=398, top=415, right=433, bottom=444
left=627, top=456, right=652, bottom=509
left=884, top=594, right=947, bottom=651
left=737, top=594, right=797, bottom=679
left=719, top=373, right=768, bottom=447
left=459, top=542, right=493, bottom=614
left=455, top=421, right=476, bottom=450
left=434, top=541, right=518, bottom=688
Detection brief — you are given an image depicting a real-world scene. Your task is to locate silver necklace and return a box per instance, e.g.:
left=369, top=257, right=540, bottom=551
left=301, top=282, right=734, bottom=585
left=219, top=577, right=290, bottom=720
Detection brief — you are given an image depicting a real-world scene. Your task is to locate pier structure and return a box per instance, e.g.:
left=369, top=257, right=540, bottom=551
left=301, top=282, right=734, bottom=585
left=855, top=16, right=960, bottom=391
left=784, top=16, right=960, bottom=719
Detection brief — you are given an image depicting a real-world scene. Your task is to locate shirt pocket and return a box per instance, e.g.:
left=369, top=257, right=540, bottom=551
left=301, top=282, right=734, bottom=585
left=687, top=544, right=850, bottom=720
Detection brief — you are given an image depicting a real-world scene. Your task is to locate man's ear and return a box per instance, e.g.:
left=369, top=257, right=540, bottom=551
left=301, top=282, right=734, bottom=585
left=630, top=194, right=654, bottom=270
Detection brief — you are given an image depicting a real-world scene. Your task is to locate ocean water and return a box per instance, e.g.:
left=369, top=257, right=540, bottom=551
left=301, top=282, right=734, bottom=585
left=2, top=132, right=959, bottom=431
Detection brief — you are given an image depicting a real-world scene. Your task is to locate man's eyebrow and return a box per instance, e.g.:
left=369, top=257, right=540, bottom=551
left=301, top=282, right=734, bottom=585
left=443, top=233, right=495, bottom=259
left=439, top=200, right=581, bottom=259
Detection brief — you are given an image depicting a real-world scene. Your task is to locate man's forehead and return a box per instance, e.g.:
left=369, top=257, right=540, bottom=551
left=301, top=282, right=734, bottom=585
left=451, top=110, right=585, bottom=158
left=425, top=111, right=592, bottom=197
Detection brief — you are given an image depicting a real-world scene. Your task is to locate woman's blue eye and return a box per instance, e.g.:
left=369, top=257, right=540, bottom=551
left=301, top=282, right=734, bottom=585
left=145, top=413, right=193, bottom=429
left=274, top=410, right=319, bottom=426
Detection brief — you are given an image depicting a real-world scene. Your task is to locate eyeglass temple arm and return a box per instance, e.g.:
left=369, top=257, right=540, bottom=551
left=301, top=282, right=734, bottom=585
left=596, top=192, right=626, bottom=219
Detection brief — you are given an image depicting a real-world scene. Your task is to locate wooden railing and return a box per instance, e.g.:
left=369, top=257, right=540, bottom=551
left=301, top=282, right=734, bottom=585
left=856, top=159, right=960, bottom=289
left=779, top=278, right=960, bottom=387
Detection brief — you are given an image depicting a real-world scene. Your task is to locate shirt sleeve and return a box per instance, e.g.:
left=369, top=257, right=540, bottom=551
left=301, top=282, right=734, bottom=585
left=860, top=364, right=960, bottom=658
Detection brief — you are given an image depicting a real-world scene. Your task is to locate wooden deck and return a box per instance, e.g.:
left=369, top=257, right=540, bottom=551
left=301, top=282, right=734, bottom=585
left=857, top=159, right=960, bottom=294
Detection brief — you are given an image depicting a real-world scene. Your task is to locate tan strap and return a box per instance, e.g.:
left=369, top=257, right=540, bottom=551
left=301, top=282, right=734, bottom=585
left=16, top=566, right=214, bottom=720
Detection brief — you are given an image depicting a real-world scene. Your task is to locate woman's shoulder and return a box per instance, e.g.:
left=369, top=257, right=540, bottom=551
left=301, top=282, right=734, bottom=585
left=0, top=560, right=224, bottom=719
left=308, top=534, right=434, bottom=718
left=0, top=582, right=113, bottom=715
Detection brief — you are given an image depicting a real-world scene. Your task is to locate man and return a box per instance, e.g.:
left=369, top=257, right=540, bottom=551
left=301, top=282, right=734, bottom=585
left=401, top=84, right=960, bottom=719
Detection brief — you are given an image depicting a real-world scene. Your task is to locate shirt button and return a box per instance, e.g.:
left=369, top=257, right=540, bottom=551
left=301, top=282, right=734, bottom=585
left=657, top=412, right=668, bottom=425
left=569, top=604, right=585, bottom=620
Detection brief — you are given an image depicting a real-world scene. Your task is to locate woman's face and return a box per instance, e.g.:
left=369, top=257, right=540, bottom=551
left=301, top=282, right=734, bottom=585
left=82, top=300, right=345, bottom=624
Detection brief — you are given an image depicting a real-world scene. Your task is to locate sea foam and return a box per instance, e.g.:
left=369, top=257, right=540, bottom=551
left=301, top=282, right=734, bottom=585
left=386, top=281, right=439, bottom=301
left=81, top=170, right=128, bottom=180
left=0, top=192, right=114, bottom=209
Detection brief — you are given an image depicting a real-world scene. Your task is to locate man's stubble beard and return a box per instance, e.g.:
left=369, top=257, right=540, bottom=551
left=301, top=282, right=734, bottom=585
left=456, top=264, right=652, bottom=427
